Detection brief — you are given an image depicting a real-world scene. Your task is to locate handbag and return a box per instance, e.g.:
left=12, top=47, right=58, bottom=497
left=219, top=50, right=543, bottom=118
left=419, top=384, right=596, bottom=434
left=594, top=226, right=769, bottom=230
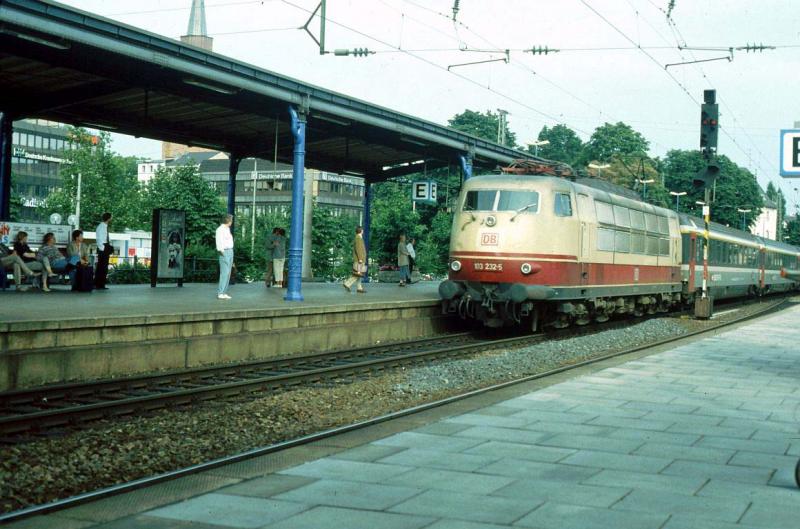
left=354, top=263, right=367, bottom=276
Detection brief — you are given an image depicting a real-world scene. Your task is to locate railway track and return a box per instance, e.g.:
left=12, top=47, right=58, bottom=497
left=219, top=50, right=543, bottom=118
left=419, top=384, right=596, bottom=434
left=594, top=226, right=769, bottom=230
left=0, top=295, right=792, bottom=523
left=0, top=297, right=784, bottom=439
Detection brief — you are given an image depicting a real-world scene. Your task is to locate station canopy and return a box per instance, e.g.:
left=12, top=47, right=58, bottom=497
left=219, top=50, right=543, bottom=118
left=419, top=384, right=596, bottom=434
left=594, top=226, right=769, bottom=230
left=0, top=0, right=533, bottom=180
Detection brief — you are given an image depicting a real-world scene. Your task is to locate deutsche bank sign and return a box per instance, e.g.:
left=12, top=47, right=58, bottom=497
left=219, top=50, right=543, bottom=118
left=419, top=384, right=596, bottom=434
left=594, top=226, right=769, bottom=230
left=780, top=129, right=800, bottom=177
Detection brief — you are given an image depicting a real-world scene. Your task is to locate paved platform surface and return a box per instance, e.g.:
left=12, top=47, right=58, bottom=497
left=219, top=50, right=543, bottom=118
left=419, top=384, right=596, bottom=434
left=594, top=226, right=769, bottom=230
left=10, top=303, right=800, bottom=529
left=0, top=281, right=440, bottom=323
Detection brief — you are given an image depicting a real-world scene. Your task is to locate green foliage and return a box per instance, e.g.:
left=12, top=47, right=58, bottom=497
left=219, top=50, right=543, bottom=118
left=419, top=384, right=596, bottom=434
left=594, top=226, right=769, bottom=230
left=448, top=109, right=517, bottom=147
left=533, top=124, right=584, bottom=166
left=581, top=122, right=650, bottom=164
left=416, top=209, right=453, bottom=276
left=311, top=204, right=358, bottom=279
left=145, top=164, right=227, bottom=248
left=43, top=128, right=144, bottom=231
left=369, top=181, right=422, bottom=266
left=661, top=150, right=763, bottom=227
left=9, top=173, right=23, bottom=221
left=786, top=217, right=800, bottom=246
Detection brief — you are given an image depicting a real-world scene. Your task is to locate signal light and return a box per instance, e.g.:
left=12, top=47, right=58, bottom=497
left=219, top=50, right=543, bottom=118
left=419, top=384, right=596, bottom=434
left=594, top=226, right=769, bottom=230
left=693, top=161, right=720, bottom=189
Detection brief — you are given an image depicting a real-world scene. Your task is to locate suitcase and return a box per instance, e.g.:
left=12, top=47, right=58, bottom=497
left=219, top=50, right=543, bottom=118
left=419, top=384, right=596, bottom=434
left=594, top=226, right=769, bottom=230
left=73, top=265, right=94, bottom=292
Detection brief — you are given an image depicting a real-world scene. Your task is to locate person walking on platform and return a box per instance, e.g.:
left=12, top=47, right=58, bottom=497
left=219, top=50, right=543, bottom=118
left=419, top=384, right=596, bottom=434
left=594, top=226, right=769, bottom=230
left=216, top=214, right=235, bottom=300
left=94, top=212, right=113, bottom=290
left=343, top=225, right=366, bottom=294
left=397, top=234, right=411, bottom=286
left=272, top=228, right=287, bottom=288
left=406, top=237, right=416, bottom=283
left=264, top=227, right=279, bottom=287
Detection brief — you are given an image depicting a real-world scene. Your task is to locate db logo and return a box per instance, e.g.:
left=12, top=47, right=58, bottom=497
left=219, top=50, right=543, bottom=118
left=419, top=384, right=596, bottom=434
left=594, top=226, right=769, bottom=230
left=481, top=233, right=499, bottom=246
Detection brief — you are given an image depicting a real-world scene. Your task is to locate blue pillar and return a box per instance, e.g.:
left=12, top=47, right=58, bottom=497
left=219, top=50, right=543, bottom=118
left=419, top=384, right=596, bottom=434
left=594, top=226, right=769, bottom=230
left=285, top=106, right=307, bottom=301
left=459, top=154, right=473, bottom=181
left=0, top=112, right=12, bottom=221
left=361, top=181, right=372, bottom=284
left=227, top=155, right=241, bottom=216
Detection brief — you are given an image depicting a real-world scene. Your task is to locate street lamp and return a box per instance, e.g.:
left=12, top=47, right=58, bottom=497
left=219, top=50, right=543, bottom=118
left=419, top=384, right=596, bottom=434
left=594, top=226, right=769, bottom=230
left=669, top=191, right=687, bottom=211
left=527, top=139, right=550, bottom=157
left=637, top=178, right=655, bottom=200
left=250, top=158, right=260, bottom=255
left=737, top=208, right=751, bottom=232
left=588, top=163, right=610, bottom=178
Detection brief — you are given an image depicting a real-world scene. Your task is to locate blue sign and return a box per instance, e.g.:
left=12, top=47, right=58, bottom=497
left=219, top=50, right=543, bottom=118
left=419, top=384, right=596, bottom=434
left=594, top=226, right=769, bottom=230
left=780, top=129, right=800, bottom=177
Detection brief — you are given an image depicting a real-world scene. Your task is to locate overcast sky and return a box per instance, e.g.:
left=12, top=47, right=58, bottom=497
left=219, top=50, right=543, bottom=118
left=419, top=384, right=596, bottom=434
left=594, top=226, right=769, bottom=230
left=59, top=0, right=800, bottom=209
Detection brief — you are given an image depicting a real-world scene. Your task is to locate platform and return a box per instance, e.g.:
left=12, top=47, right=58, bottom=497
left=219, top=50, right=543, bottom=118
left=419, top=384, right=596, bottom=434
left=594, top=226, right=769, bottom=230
left=0, top=282, right=447, bottom=391
left=10, top=299, right=800, bottom=529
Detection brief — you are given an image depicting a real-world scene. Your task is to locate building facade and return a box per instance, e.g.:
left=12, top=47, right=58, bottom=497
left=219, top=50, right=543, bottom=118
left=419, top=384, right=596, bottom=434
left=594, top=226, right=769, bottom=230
left=10, top=119, right=75, bottom=221
left=166, top=152, right=365, bottom=219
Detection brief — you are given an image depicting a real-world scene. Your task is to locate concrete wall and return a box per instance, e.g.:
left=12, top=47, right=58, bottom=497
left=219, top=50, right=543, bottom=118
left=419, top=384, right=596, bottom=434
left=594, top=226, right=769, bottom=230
left=0, top=301, right=452, bottom=391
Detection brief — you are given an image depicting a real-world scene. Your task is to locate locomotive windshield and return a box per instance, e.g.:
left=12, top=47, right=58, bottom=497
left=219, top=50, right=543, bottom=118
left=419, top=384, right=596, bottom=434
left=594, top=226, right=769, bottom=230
left=463, top=190, right=539, bottom=213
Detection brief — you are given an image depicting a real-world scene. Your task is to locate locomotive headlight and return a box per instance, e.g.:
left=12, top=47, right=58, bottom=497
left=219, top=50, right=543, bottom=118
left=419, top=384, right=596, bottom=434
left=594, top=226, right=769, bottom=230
left=520, top=262, right=533, bottom=275
left=485, top=215, right=497, bottom=227
left=450, top=260, right=462, bottom=272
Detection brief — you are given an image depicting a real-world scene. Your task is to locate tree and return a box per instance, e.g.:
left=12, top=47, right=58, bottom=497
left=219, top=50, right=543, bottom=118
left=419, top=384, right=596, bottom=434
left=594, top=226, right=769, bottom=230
left=369, top=181, right=421, bottom=266
left=310, top=204, right=357, bottom=279
left=581, top=122, right=650, bottom=164
left=766, top=182, right=786, bottom=240
left=661, top=150, right=764, bottom=228
left=145, top=164, right=226, bottom=249
left=533, top=124, right=583, bottom=165
left=42, top=128, right=144, bottom=231
left=448, top=109, right=517, bottom=148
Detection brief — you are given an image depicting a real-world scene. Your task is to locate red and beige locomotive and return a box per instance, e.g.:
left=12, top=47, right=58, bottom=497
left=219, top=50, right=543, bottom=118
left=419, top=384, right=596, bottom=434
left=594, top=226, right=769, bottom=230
left=439, top=161, right=800, bottom=329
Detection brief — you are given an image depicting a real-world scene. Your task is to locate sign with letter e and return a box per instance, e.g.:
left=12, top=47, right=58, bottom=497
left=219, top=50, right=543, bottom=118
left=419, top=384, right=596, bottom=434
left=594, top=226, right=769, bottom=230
left=780, top=129, right=800, bottom=177
left=412, top=182, right=429, bottom=200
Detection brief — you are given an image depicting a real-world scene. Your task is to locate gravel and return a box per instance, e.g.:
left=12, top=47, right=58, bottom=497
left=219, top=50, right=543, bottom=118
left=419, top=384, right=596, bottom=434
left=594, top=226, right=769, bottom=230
left=0, top=305, right=764, bottom=513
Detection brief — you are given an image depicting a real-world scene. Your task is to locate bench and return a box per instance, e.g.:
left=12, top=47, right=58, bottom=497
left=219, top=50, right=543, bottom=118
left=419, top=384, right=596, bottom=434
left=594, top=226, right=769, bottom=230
left=1, top=221, right=73, bottom=291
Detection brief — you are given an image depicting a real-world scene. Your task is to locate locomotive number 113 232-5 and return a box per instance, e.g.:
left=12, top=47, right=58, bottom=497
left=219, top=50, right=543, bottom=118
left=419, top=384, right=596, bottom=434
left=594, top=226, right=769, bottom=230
left=473, top=262, right=503, bottom=272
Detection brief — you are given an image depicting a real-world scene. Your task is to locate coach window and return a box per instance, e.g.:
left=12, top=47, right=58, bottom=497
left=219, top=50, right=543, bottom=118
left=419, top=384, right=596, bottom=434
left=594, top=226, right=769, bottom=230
left=644, top=213, right=658, bottom=233
left=630, top=210, right=645, bottom=231
left=554, top=193, right=573, bottom=216
left=658, top=216, right=669, bottom=235
left=597, top=228, right=615, bottom=251
left=615, top=231, right=631, bottom=252
left=613, top=206, right=630, bottom=228
left=596, top=201, right=615, bottom=225
left=646, top=235, right=659, bottom=255
left=463, top=190, right=497, bottom=211
left=659, top=238, right=670, bottom=256
left=631, top=233, right=646, bottom=254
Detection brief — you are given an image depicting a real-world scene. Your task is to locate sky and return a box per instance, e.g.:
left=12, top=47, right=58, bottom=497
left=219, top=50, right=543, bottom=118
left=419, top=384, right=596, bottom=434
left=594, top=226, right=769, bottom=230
left=59, top=0, right=800, bottom=209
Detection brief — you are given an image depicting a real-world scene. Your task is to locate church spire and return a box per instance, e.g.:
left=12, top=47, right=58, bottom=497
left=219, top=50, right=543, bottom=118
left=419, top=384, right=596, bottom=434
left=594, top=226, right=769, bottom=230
left=180, top=0, right=213, bottom=51
left=186, top=0, right=207, bottom=37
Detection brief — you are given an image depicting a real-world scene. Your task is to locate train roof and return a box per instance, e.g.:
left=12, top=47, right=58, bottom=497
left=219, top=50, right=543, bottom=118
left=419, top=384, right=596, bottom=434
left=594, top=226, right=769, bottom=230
left=678, top=213, right=800, bottom=254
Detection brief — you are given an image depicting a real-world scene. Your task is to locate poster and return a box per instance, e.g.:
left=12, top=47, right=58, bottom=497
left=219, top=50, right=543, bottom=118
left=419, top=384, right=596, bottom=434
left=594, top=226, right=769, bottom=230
left=0, top=221, right=72, bottom=247
left=153, top=209, right=185, bottom=280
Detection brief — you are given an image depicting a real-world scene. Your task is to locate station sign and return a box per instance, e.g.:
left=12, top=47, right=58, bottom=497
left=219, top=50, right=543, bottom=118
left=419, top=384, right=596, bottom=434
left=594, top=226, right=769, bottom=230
left=780, top=129, right=800, bottom=177
left=412, top=181, right=437, bottom=205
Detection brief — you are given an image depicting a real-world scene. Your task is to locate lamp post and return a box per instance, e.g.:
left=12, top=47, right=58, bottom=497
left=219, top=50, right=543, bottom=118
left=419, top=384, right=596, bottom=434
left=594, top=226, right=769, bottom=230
left=637, top=178, right=655, bottom=200
left=250, top=158, right=259, bottom=256
left=669, top=191, right=687, bottom=211
left=527, top=139, right=550, bottom=157
left=588, top=163, right=610, bottom=178
left=737, top=208, right=751, bottom=232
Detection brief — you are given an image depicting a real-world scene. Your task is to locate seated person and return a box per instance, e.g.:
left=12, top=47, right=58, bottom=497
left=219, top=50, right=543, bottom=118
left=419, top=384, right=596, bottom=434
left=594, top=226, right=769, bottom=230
left=12, top=231, right=49, bottom=292
left=1, top=242, right=40, bottom=291
left=37, top=232, right=68, bottom=276
left=66, top=229, right=90, bottom=288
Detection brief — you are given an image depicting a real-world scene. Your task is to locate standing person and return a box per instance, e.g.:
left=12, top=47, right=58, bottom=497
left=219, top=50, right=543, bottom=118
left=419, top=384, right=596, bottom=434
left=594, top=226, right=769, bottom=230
left=272, top=228, right=287, bottom=288
left=342, top=225, right=366, bottom=294
left=216, top=214, right=234, bottom=299
left=397, top=234, right=411, bottom=287
left=94, top=212, right=113, bottom=290
left=406, top=237, right=416, bottom=283
left=13, top=231, right=49, bottom=291
left=264, top=227, right=279, bottom=287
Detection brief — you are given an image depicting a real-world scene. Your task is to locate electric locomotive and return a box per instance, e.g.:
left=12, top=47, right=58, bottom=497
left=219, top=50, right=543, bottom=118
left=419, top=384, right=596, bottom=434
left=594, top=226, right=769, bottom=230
left=439, top=161, right=800, bottom=329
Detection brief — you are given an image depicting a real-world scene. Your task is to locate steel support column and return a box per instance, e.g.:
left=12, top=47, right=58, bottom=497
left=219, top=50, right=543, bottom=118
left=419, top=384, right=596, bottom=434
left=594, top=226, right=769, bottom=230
left=227, top=155, right=242, bottom=216
left=459, top=154, right=473, bottom=181
left=285, top=105, right=307, bottom=301
left=361, top=181, right=372, bottom=283
left=0, top=112, right=13, bottom=221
